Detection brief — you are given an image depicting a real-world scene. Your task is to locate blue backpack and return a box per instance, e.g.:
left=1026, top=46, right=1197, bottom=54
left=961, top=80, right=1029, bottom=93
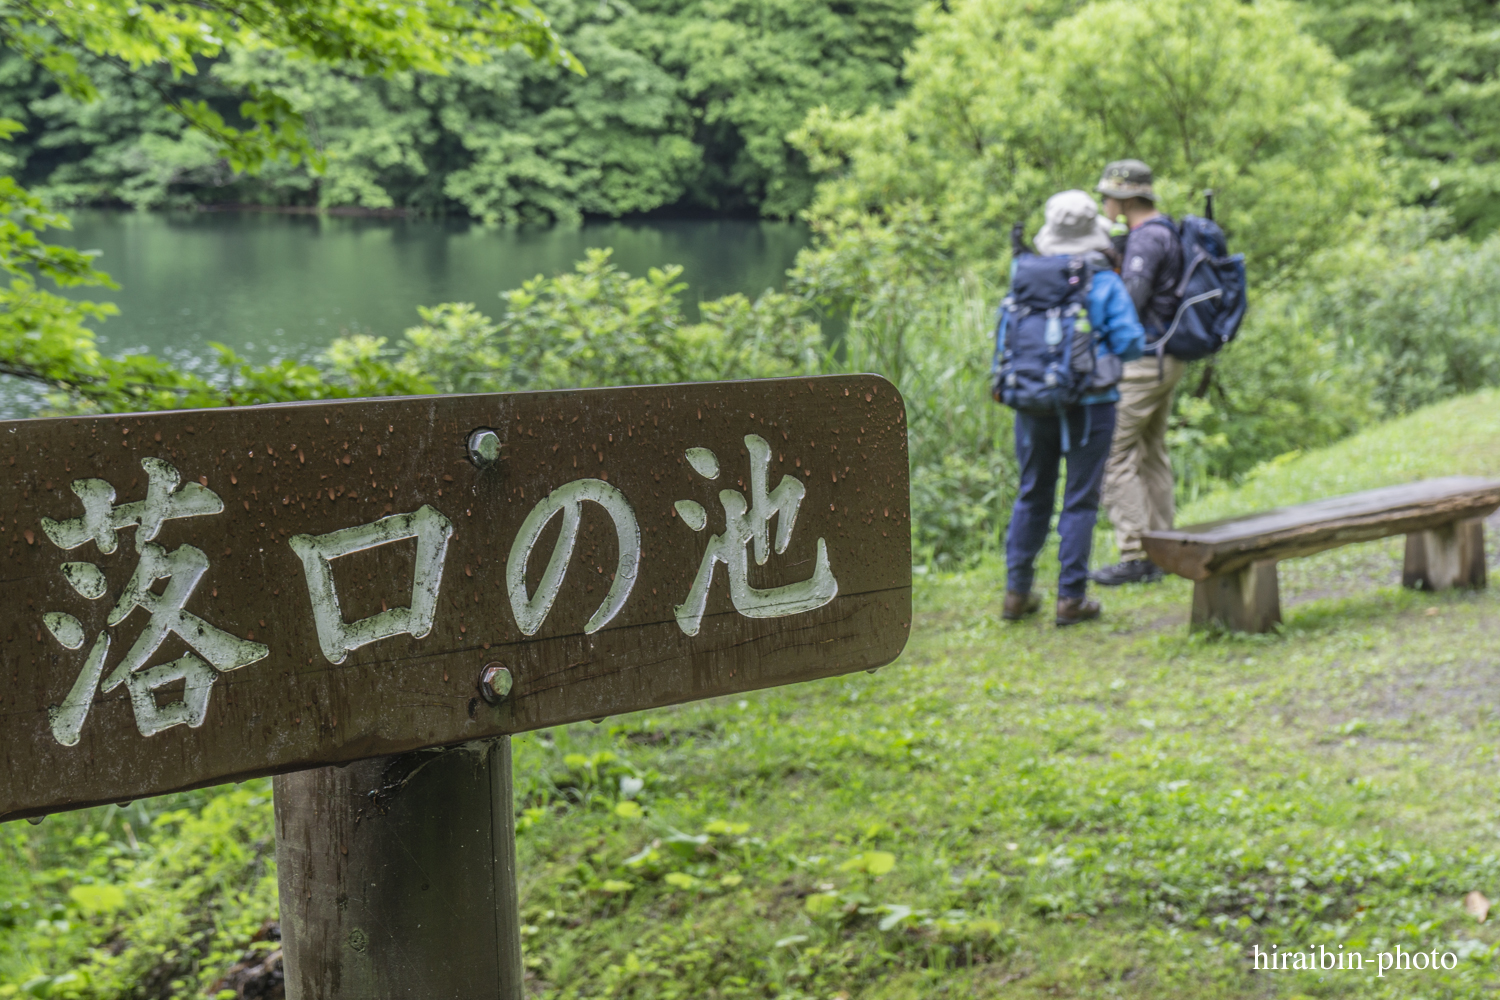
left=992, top=253, right=1098, bottom=423
left=1146, top=214, right=1247, bottom=361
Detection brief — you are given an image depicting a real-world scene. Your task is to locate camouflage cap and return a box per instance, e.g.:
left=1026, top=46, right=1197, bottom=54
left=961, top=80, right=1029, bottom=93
left=1096, top=159, right=1155, bottom=201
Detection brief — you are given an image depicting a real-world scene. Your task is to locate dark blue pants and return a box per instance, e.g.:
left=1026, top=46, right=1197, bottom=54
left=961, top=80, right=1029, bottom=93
left=1005, top=403, right=1117, bottom=599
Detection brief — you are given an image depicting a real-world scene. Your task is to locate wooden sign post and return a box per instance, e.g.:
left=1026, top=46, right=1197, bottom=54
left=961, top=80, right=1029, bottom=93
left=0, top=375, right=911, bottom=997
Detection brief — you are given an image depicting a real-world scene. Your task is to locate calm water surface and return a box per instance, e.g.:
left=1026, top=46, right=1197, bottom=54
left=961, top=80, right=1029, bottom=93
left=55, top=211, right=808, bottom=375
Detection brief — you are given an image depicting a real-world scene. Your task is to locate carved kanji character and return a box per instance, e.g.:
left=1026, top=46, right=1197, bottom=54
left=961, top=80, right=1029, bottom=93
left=673, top=434, right=837, bottom=636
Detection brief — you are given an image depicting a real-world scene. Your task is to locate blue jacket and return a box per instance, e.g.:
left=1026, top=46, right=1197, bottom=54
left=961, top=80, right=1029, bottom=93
left=990, top=263, right=1145, bottom=407
left=1079, top=268, right=1144, bottom=406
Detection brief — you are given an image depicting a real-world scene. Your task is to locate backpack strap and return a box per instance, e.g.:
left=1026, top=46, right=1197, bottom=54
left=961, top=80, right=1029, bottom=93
left=1155, top=287, right=1225, bottom=353
left=991, top=257, right=1021, bottom=386
left=1070, top=253, right=1096, bottom=301
left=990, top=300, right=1009, bottom=394
left=1173, top=250, right=1207, bottom=298
left=1133, top=217, right=1182, bottom=379
left=1140, top=215, right=1179, bottom=238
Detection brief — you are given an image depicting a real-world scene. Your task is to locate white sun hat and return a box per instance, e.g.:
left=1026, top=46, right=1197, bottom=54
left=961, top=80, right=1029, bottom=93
left=1033, top=189, right=1113, bottom=256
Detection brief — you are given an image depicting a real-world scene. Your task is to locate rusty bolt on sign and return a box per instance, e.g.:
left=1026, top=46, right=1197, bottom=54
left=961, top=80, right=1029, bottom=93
left=479, top=663, right=513, bottom=704
left=467, top=428, right=502, bottom=468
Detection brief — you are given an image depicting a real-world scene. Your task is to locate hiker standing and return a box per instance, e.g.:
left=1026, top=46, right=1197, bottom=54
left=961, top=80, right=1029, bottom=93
left=994, top=190, right=1144, bottom=627
left=1091, top=159, right=1185, bottom=586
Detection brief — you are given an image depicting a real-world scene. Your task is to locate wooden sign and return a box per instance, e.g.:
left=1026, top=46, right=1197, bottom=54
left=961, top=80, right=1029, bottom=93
left=0, top=375, right=910, bottom=821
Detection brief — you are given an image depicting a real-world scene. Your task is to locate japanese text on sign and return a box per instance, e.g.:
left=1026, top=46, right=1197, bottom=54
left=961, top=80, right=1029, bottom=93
left=37, top=434, right=841, bottom=745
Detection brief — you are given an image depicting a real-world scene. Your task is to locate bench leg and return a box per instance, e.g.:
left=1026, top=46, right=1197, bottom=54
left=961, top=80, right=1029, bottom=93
left=1191, top=559, right=1281, bottom=633
left=1403, top=517, right=1487, bottom=591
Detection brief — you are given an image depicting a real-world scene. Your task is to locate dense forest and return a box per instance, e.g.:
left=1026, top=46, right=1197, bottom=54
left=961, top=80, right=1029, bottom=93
left=0, top=0, right=922, bottom=223
left=1, top=0, right=1497, bottom=230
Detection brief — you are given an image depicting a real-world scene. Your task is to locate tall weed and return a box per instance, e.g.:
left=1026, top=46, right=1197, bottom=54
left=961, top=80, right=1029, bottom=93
left=1309, top=222, right=1500, bottom=415
left=791, top=205, right=1014, bottom=568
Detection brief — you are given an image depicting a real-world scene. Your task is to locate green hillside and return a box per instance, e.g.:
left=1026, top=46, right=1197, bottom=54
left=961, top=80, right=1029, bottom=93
left=1183, top=389, right=1500, bottom=522
left=4, top=392, right=1499, bottom=998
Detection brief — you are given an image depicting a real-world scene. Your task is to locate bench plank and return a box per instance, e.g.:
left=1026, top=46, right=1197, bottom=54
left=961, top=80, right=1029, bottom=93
left=1143, top=476, right=1500, bottom=581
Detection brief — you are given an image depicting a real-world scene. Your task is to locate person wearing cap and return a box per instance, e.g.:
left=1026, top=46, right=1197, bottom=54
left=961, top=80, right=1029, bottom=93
left=1090, top=159, right=1185, bottom=587
left=1000, top=189, right=1143, bottom=627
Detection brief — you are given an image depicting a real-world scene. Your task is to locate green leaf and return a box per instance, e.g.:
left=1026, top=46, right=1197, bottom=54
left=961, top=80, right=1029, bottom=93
left=68, top=883, right=127, bottom=915
left=804, top=891, right=840, bottom=916
left=839, top=851, right=896, bottom=876
left=663, top=872, right=699, bottom=890
left=702, top=819, right=749, bottom=837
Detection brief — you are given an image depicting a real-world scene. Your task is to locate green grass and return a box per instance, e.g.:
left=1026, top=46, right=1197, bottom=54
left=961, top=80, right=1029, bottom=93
left=5, top=391, right=1500, bottom=998
left=1181, top=389, right=1500, bottom=522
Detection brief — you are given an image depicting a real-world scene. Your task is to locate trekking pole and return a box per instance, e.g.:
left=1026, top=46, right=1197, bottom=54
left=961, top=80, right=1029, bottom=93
left=1010, top=221, right=1031, bottom=258
left=1203, top=189, right=1215, bottom=221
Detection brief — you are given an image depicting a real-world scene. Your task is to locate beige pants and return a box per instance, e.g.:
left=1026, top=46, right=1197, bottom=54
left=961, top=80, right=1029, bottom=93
left=1103, top=355, right=1187, bottom=560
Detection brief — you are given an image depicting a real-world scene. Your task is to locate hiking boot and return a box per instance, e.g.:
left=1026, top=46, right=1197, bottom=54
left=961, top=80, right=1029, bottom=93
left=1090, top=559, right=1164, bottom=586
left=1055, top=596, right=1101, bottom=627
left=1002, top=591, right=1041, bottom=621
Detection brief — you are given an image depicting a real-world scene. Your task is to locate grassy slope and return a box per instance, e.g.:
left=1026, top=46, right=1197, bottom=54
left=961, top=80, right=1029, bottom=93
left=4, top=390, right=1500, bottom=998
left=1185, top=388, right=1500, bottom=519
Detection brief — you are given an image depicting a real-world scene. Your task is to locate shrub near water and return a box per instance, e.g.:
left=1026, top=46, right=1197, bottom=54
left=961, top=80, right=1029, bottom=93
left=330, top=208, right=1500, bottom=569
left=327, top=247, right=826, bottom=395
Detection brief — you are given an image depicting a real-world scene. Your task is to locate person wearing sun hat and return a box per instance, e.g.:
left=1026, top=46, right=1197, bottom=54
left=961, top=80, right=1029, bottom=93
left=999, top=189, right=1144, bottom=627
left=1033, top=188, right=1117, bottom=257
left=1090, top=158, right=1186, bottom=587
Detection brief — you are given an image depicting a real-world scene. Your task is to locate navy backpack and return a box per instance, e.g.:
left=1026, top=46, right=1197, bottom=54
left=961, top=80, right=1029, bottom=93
left=1145, top=212, right=1247, bottom=362
left=991, top=254, right=1098, bottom=442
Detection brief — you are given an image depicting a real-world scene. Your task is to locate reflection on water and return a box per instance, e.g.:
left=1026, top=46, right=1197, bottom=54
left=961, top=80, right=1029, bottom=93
left=53, top=211, right=809, bottom=375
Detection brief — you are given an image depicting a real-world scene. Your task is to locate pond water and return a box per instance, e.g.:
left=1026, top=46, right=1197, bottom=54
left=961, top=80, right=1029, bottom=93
left=53, top=210, right=809, bottom=377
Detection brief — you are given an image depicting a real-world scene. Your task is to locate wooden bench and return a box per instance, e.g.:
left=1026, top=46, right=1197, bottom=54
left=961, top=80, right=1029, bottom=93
left=1141, top=476, right=1500, bottom=632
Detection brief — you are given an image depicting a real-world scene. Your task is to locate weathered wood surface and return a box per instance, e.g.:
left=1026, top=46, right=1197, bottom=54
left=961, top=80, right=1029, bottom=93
left=1403, top=517, right=1487, bottom=591
left=274, top=740, right=522, bottom=1000
left=0, top=376, right=911, bottom=822
left=1143, top=476, right=1500, bottom=580
left=1191, top=559, right=1281, bottom=633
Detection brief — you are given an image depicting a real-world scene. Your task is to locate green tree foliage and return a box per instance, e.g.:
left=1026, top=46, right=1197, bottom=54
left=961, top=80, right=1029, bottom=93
left=0, top=0, right=573, bottom=174
left=777, top=0, right=1478, bottom=562
left=0, top=0, right=571, bottom=414
left=1, top=0, right=920, bottom=221
left=794, top=0, right=1382, bottom=284
left=645, top=0, right=919, bottom=218
left=1303, top=0, right=1500, bottom=236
